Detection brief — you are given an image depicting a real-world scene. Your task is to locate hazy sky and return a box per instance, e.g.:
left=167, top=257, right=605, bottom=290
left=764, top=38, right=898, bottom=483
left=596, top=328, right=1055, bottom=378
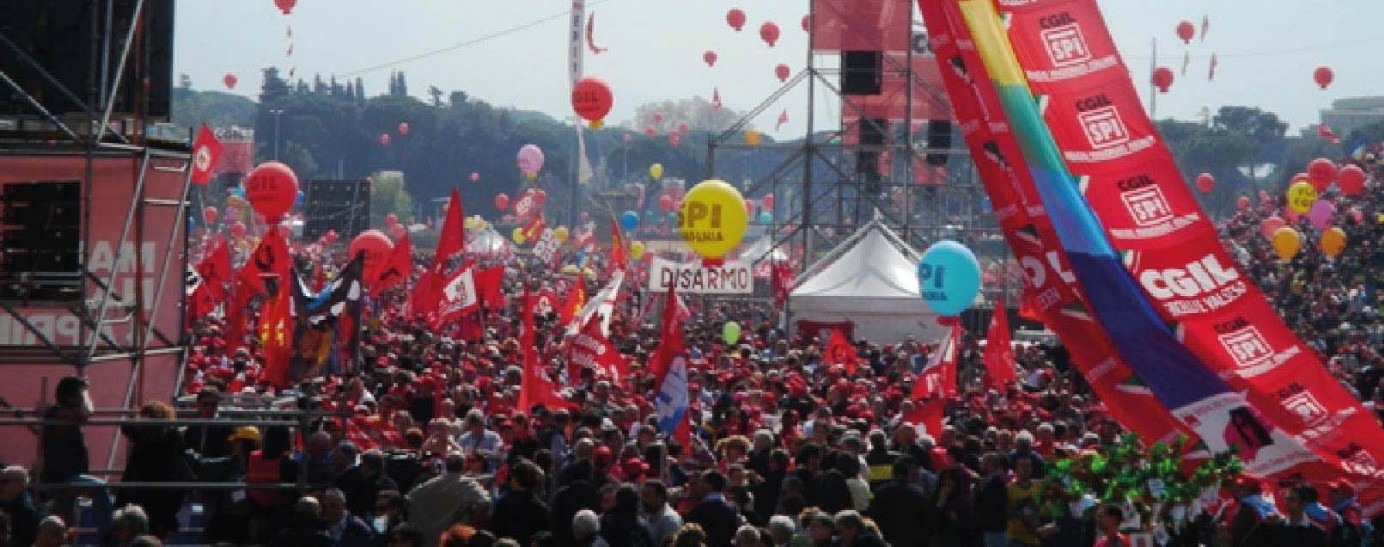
left=174, top=0, right=1384, bottom=137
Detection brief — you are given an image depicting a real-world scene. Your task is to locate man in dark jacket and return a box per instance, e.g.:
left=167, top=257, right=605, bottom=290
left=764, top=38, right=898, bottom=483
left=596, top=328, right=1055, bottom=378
left=686, top=470, right=741, bottom=547
left=976, top=453, right=1009, bottom=547
left=322, top=487, right=375, bottom=547
left=549, top=460, right=598, bottom=546
left=867, top=458, right=930, bottom=546
left=0, top=466, right=39, bottom=547
left=489, top=460, right=550, bottom=545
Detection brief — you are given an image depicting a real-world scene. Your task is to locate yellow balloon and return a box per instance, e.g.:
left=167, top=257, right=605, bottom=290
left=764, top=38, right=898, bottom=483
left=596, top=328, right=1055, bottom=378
left=561, top=264, right=580, bottom=275
left=512, top=227, right=526, bottom=245
left=553, top=226, right=570, bottom=244
left=679, top=179, right=748, bottom=261
left=1320, top=227, right=1347, bottom=258
left=1286, top=181, right=1318, bottom=214
left=1272, top=227, right=1301, bottom=260
left=649, top=163, right=664, bottom=180
left=745, top=129, right=762, bottom=146
left=630, top=241, right=646, bottom=260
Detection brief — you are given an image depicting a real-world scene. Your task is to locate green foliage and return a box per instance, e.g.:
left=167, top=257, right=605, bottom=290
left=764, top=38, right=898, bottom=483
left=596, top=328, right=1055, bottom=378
left=369, top=171, right=413, bottom=227
left=1044, top=433, right=1244, bottom=524
left=170, top=87, right=257, bottom=131
left=1158, top=106, right=1290, bottom=218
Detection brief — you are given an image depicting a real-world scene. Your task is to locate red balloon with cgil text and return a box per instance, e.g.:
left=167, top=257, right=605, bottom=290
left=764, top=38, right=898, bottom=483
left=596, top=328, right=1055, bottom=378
left=349, top=230, right=394, bottom=284
left=571, top=76, right=614, bottom=128
left=245, top=162, right=300, bottom=220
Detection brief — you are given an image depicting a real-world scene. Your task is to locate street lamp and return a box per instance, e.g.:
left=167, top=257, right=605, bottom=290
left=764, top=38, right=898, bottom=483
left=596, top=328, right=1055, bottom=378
left=269, top=109, right=284, bottom=160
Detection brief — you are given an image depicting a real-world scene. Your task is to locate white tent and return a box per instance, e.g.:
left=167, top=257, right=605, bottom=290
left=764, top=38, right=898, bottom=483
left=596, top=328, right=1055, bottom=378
left=789, top=220, right=945, bottom=343
left=739, top=236, right=789, bottom=262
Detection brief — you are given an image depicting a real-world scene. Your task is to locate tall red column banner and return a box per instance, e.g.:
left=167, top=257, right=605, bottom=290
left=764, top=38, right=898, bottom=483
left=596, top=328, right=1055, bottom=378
left=916, top=0, right=1190, bottom=450
left=995, top=0, right=1384, bottom=512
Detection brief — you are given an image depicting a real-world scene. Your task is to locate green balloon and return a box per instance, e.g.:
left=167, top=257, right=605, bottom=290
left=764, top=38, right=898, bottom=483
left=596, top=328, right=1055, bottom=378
left=722, top=321, right=742, bottom=345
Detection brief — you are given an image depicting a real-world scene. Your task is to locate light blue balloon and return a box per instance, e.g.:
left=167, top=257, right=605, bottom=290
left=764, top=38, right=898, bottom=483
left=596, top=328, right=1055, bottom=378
left=758, top=211, right=773, bottom=224
left=620, top=210, right=640, bottom=231
left=296, top=191, right=305, bottom=205
left=231, top=186, right=246, bottom=198
left=917, top=240, right=981, bottom=316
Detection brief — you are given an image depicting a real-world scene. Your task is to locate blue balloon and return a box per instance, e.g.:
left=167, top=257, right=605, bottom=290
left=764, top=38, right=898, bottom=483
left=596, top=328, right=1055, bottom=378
left=230, top=186, right=246, bottom=198
left=620, top=210, right=640, bottom=231
left=917, top=240, right=982, bottom=316
left=296, top=191, right=305, bottom=205
left=758, top=211, right=773, bottom=224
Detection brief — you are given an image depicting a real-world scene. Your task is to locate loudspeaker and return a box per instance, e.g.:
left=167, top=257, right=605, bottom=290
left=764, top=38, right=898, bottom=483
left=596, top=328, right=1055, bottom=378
left=0, top=180, right=82, bottom=299
left=303, top=179, right=372, bottom=242
left=0, top=0, right=175, bottom=118
left=841, top=50, right=883, bottom=95
left=857, top=119, right=887, bottom=187
left=925, top=120, right=953, bottom=166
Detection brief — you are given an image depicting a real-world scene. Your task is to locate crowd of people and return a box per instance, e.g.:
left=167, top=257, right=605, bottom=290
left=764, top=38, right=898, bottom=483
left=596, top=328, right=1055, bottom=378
left=0, top=157, right=1380, bottom=547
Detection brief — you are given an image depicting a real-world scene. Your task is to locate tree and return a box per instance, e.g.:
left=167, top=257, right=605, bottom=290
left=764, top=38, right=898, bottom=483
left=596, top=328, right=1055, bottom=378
left=369, top=170, right=413, bottom=227
left=632, top=96, right=743, bottom=133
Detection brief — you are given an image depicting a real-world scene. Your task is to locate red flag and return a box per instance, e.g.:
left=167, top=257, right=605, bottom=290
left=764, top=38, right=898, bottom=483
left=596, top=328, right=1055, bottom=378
left=522, top=213, right=547, bottom=244
left=196, top=240, right=233, bottom=302
left=776, top=109, right=789, bottom=130
left=372, top=233, right=412, bottom=297
left=561, top=276, right=586, bottom=326
left=236, top=226, right=293, bottom=293
left=568, top=315, right=626, bottom=383
left=712, top=87, right=722, bottom=110
left=258, top=283, right=295, bottom=389
left=650, top=282, right=685, bottom=387
left=431, top=265, right=478, bottom=330
left=1207, top=53, right=1218, bottom=82
left=823, top=328, right=860, bottom=375
left=474, top=266, right=506, bottom=309
left=982, top=299, right=1019, bottom=389
left=586, top=13, right=607, bottom=54
left=410, top=268, right=439, bottom=319
left=1200, top=14, right=1209, bottom=41
left=519, top=288, right=575, bottom=413
left=771, top=263, right=794, bottom=307
left=190, top=123, right=222, bottom=185
left=436, top=188, right=466, bottom=264
left=1017, top=293, right=1043, bottom=323
left=1317, top=123, right=1341, bottom=144
left=913, top=324, right=961, bottom=400
left=609, top=218, right=628, bottom=272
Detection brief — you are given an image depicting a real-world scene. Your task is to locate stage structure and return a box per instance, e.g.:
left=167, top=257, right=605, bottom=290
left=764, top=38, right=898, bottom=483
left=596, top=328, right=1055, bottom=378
left=0, top=0, right=190, bottom=469
left=707, top=0, right=1017, bottom=311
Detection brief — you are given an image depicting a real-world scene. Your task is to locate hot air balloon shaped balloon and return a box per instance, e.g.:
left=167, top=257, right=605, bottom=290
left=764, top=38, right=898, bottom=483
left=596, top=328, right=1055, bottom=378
left=572, top=76, right=614, bottom=128
left=1152, top=67, right=1174, bottom=93
left=760, top=21, right=781, bottom=47
left=703, top=50, right=718, bottom=67
left=274, top=0, right=296, bottom=15
left=1176, top=20, right=1195, bottom=43
left=1314, top=66, right=1334, bottom=89
left=517, top=144, right=545, bottom=180
left=223, top=73, right=238, bottom=90
left=775, top=64, right=790, bottom=82
left=726, top=8, right=746, bottom=31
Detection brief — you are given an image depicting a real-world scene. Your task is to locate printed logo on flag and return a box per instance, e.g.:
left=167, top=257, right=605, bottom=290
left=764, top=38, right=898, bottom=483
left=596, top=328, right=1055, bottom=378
left=1280, top=389, right=1329, bottom=428
left=1337, top=443, right=1379, bottom=476
left=1217, top=324, right=1273, bottom=371
left=1040, top=22, right=1091, bottom=68
left=1121, top=186, right=1173, bottom=227
left=1077, top=105, right=1129, bottom=149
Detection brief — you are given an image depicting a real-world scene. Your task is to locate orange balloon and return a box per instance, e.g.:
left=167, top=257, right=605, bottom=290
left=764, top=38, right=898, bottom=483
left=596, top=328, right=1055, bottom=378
left=1320, top=227, right=1347, bottom=258
left=1272, top=227, right=1301, bottom=261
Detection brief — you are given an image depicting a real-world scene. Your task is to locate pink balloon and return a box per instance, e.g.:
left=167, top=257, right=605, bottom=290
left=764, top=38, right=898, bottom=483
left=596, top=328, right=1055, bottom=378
left=1259, top=216, right=1284, bottom=240
left=470, top=172, right=481, bottom=182
left=1307, top=200, right=1336, bottom=230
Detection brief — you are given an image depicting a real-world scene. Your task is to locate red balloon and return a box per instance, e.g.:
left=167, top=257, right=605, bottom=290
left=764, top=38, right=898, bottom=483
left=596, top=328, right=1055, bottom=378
left=659, top=195, right=674, bottom=212
left=744, top=199, right=754, bottom=213
left=230, top=221, right=247, bottom=239
left=203, top=206, right=219, bottom=225
left=669, top=133, right=681, bottom=147
left=775, top=64, right=790, bottom=82
left=390, top=223, right=408, bottom=240
left=571, top=76, right=614, bottom=125
left=703, top=50, right=718, bottom=67
left=1313, top=66, right=1334, bottom=89
left=1307, top=158, right=1337, bottom=191
left=274, top=0, right=296, bottom=15
left=1151, top=67, right=1174, bottom=93
left=801, top=14, right=811, bottom=32
left=470, top=172, right=481, bottom=182
left=398, top=122, right=410, bottom=136
left=1338, top=164, right=1366, bottom=195
left=222, top=73, right=238, bottom=90
left=645, top=127, right=656, bottom=137
left=379, top=133, right=391, bottom=146
left=677, top=122, right=689, bottom=134
left=760, top=21, right=781, bottom=47
left=653, top=112, right=664, bottom=124
left=349, top=230, right=394, bottom=283
left=495, top=193, right=510, bottom=211
left=726, top=8, right=746, bottom=31
left=1237, top=196, right=1250, bottom=210
left=1176, top=20, right=1195, bottom=44
left=762, top=193, right=775, bottom=209
left=1194, top=173, right=1215, bottom=193
left=244, top=162, right=299, bottom=220
left=385, top=213, right=399, bottom=226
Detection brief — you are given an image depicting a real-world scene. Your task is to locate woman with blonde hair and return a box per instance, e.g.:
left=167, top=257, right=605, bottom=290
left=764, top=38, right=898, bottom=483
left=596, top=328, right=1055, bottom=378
left=671, top=523, right=708, bottom=547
